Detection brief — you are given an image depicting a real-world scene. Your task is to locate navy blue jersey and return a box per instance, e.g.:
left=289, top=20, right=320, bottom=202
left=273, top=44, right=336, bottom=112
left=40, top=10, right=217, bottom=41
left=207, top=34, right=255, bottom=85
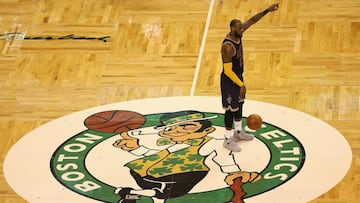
left=221, top=36, right=244, bottom=78
left=220, top=35, right=245, bottom=111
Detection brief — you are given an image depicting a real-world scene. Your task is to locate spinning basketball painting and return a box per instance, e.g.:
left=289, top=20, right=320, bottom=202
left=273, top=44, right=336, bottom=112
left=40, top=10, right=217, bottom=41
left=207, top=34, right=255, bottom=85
left=4, top=97, right=352, bottom=203
left=84, top=110, right=146, bottom=133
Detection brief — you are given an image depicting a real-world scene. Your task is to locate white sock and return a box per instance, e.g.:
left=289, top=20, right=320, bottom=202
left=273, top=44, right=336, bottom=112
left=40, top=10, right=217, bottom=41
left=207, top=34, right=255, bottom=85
left=225, top=129, right=233, bottom=139
left=234, top=120, right=242, bottom=132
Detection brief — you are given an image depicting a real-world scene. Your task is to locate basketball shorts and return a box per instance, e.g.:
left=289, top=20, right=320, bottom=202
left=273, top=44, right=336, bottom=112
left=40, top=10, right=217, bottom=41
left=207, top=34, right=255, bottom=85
left=220, top=73, right=245, bottom=112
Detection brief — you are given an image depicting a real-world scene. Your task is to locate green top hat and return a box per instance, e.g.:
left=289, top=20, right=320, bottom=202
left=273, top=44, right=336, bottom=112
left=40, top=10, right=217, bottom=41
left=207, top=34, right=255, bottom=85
left=155, top=110, right=217, bottom=129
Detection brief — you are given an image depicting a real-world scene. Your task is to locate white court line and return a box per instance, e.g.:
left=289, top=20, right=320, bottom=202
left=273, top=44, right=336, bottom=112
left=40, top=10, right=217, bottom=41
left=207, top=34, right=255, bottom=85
left=190, top=0, right=215, bottom=96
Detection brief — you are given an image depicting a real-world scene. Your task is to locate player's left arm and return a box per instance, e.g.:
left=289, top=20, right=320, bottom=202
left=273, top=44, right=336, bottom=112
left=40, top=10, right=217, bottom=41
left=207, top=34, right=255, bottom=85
left=239, top=2, right=280, bottom=34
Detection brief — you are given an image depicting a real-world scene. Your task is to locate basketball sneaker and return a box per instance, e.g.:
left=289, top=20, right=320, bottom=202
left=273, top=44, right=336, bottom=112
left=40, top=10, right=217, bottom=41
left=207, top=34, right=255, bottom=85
left=223, top=138, right=241, bottom=152
left=233, top=130, right=254, bottom=142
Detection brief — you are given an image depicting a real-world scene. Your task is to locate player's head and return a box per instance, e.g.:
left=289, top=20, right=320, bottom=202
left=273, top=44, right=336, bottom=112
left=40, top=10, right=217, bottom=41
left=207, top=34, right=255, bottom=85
left=230, top=19, right=243, bottom=38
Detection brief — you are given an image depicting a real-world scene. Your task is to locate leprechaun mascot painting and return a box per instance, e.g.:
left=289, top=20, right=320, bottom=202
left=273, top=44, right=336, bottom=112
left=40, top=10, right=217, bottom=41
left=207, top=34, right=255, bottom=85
left=112, top=110, right=261, bottom=203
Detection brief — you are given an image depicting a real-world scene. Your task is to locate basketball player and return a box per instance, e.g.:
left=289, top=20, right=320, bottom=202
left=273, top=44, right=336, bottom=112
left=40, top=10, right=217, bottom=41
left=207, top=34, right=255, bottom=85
left=221, top=3, right=280, bottom=152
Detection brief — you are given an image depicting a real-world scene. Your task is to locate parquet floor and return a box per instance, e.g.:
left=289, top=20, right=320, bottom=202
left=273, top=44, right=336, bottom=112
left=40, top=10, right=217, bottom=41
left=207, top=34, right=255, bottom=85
left=0, top=0, right=359, bottom=202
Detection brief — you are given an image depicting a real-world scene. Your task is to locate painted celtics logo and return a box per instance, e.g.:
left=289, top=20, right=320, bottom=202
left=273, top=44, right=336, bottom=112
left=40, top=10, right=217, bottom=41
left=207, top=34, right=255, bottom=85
left=50, top=110, right=305, bottom=203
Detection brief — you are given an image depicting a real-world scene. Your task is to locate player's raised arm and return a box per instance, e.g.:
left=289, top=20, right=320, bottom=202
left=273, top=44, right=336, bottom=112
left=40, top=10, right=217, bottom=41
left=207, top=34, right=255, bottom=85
left=239, top=2, right=280, bottom=34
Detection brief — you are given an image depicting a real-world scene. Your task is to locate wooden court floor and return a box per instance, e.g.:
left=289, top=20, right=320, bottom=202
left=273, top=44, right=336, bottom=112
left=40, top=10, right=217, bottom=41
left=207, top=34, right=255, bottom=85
left=0, top=0, right=359, bottom=202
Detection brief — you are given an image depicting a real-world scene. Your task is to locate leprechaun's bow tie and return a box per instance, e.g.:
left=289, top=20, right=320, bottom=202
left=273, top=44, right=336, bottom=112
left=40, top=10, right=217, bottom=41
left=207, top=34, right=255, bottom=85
left=156, top=138, right=204, bottom=146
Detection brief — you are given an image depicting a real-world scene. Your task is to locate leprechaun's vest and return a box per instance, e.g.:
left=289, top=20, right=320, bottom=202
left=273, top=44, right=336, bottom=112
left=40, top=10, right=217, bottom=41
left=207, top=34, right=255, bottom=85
left=222, top=36, right=244, bottom=77
left=126, top=137, right=212, bottom=178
